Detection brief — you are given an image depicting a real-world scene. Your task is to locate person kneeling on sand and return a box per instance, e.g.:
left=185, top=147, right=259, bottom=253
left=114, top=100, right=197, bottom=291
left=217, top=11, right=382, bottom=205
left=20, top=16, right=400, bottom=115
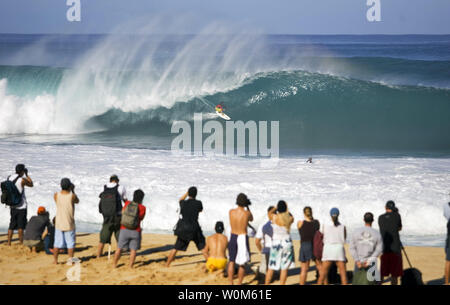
left=204, top=221, right=228, bottom=273
left=166, top=187, right=208, bottom=267
left=113, top=189, right=146, bottom=269
left=23, top=206, right=53, bottom=253
left=227, top=193, right=253, bottom=285
left=53, top=178, right=79, bottom=265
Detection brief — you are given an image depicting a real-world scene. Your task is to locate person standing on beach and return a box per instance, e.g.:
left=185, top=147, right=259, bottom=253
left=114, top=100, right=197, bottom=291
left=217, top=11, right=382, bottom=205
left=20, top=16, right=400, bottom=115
left=6, top=164, right=33, bottom=246
left=113, top=189, right=146, bottom=269
left=349, top=212, right=383, bottom=285
left=228, top=193, right=253, bottom=285
left=166, top=187, right=207, bottom=267
left=97, top=175, right=127, bottom=258
left=53, top=178, right=79, bottom=265
left=23, top=206, right=53, bottom=253
left=444, top=202, right=450, bottom=285
left=265, top=201, right=294, bottom=285
left=317, top=208, right=348, bottom=285
left=204, top=221, right=228, bottom=273
left=298, top=206, right=321, bottom=285
left=378, top=200, right=403, bottom=285
left=255, top=206, right=275, bottom=282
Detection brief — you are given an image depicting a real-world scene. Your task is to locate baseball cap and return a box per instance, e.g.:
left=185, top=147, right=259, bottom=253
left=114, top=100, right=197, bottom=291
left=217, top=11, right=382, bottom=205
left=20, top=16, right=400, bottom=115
left=330, top=207, right=340, bottom=216
left=37, top=206, right=46, bottom=215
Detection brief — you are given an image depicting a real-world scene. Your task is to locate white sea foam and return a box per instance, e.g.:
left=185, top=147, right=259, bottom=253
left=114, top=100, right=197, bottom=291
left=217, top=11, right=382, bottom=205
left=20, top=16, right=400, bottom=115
left=0, top=142, right=449, bottom=246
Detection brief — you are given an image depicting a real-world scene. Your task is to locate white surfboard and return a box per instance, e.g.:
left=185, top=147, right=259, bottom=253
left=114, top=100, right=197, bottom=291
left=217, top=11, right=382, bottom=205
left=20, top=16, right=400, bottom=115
left=215, top=111, right=231, bottom=120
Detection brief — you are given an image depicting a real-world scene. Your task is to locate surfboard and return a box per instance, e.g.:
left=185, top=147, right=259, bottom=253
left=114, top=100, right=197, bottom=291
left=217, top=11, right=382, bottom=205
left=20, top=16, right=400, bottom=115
left=215, top=111, right=231, bottom=120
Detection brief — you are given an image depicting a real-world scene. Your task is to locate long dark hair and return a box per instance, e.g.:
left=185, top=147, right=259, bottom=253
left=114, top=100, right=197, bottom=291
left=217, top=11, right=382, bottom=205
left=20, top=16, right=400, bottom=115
left=331, top=215, right=340, bottom=227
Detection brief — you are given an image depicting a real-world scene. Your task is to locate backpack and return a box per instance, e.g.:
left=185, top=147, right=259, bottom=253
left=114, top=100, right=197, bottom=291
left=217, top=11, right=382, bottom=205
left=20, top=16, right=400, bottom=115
left=313, top=230, right=324, bottom=260
left=401, top=247, right=424, bottom=286
left=121, top=201, right=140, bottom=230
left=99, top=185, right=121, bottom=218
left=1, top=175, right=22, bottom=207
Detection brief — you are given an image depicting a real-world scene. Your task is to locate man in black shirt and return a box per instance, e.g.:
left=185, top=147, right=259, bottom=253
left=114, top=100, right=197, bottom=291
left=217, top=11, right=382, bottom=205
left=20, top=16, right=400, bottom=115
left=378, top=200, right=403, bottom=285
left=166, top=186, right=207, bottom=267
left=23, top=206, right=52, bottom=253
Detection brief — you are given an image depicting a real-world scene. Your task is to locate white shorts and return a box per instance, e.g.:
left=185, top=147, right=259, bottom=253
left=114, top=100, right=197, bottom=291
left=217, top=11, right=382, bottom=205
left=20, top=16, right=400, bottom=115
left=322, top=243, right=346, bottom=262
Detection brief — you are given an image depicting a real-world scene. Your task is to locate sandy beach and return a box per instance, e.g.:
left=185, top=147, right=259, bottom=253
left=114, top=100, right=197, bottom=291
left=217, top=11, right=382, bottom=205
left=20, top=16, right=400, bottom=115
left=0, top=232, right=446, bottom=285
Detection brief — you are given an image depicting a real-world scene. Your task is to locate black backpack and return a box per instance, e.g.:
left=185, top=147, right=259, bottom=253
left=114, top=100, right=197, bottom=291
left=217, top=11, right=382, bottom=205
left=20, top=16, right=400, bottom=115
left=98, top=185, right=121, bottom=218
left=1, top=175, right=22, bottom=207
left=401, top=247, right=424, bottom=286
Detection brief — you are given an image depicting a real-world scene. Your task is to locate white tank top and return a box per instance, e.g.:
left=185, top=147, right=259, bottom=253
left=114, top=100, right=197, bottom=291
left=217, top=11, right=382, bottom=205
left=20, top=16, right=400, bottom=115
left=322, top=221, right=346, bottom=245
left=9, top=174, right=27, bottom=210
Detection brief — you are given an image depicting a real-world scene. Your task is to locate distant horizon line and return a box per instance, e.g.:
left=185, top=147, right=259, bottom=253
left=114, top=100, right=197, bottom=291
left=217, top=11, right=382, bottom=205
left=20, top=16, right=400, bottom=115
left=1, top=32, right=449, bottom=36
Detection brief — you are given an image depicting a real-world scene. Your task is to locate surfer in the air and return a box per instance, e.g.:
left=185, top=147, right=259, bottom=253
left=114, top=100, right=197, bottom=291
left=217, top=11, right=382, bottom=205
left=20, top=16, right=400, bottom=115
left=215, top=104, right=224, bottom=113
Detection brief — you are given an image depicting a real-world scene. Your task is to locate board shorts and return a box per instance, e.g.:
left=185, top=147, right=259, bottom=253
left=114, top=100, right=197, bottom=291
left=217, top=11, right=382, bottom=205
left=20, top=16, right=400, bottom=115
left=228, top=234, right=250, bottom=265
left=9, top=208, right=27, bottom=230
left=54, top=229, right=76, bottom=249
left=100, top=216, right=121, bottom=244
left=268, top=238, right=294, bottom=271
left=380, top=252, right=404, bottom=277
left=174, top=230, right=205, bottom=251
left=299, top=241, right=315, bottom=262
left=118, top=228, right=141, bottom=251
left=322, top=243, right=346, bottom=262
left=206, top=257, right=228, bottom=272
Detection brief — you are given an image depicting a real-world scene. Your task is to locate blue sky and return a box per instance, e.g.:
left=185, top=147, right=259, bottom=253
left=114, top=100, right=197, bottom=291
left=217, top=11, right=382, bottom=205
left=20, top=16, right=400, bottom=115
left=1, top=0, right=449, bottom=34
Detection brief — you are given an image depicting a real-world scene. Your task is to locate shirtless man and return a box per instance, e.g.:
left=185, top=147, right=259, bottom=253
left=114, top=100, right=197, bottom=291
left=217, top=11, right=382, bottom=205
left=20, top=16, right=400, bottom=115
left=228, top=193, right=253, bottom=285
left=204, top=221, right=228, bottom=273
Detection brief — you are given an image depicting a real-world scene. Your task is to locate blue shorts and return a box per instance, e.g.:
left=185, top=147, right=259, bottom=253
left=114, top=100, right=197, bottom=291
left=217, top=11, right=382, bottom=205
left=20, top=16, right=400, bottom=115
left=54, top=229, right=76, bottom=249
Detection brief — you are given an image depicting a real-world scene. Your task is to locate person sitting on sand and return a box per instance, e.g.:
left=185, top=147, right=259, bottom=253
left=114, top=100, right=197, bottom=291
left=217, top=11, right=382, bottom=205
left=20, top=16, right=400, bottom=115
left=298, top=206, right=321, bottom=285
left=255, top=206, right=275, bottom=282
left=227, top=193, right=253, bottom=285
left=23, top=206, right=53, bottom=253
left=6, top=164, right=33, bottom=246
left=97, top=174, right=127, bottom=258
left=265, top=201, right=294, bottom=285
left=443, top=202, right=450, bottom=285
left=166, top=187, right=207, bottom=267
left=113, top=189, right=146, bottom=269
left=317, top=208, right=348, bottom=285
left=349, top=212, right=383, bottom=285
left=53, top=178, right=79, bottom=265
left=378, top=200, right=403, bottom=285
left=204, top=221, right=228, bottom=273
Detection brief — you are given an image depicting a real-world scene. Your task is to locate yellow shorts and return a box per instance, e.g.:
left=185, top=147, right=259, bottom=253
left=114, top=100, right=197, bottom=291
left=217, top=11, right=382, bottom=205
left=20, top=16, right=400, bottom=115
left=206, top=257, right=228, bottom=272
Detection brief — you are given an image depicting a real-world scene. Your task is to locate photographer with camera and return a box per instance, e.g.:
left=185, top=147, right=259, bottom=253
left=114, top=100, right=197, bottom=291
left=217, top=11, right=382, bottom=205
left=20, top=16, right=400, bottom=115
left=5, top=164, right=33, bottom=246
left=227, top=193, right=253, bottom=285
left=166, top=186, right=207, bottom=267
left=53, top=178, right=79, bottom=265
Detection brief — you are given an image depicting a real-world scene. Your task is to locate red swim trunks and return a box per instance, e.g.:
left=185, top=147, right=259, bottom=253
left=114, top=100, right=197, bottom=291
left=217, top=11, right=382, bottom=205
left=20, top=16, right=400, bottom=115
left=380, top=252, right=404, bottom=278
